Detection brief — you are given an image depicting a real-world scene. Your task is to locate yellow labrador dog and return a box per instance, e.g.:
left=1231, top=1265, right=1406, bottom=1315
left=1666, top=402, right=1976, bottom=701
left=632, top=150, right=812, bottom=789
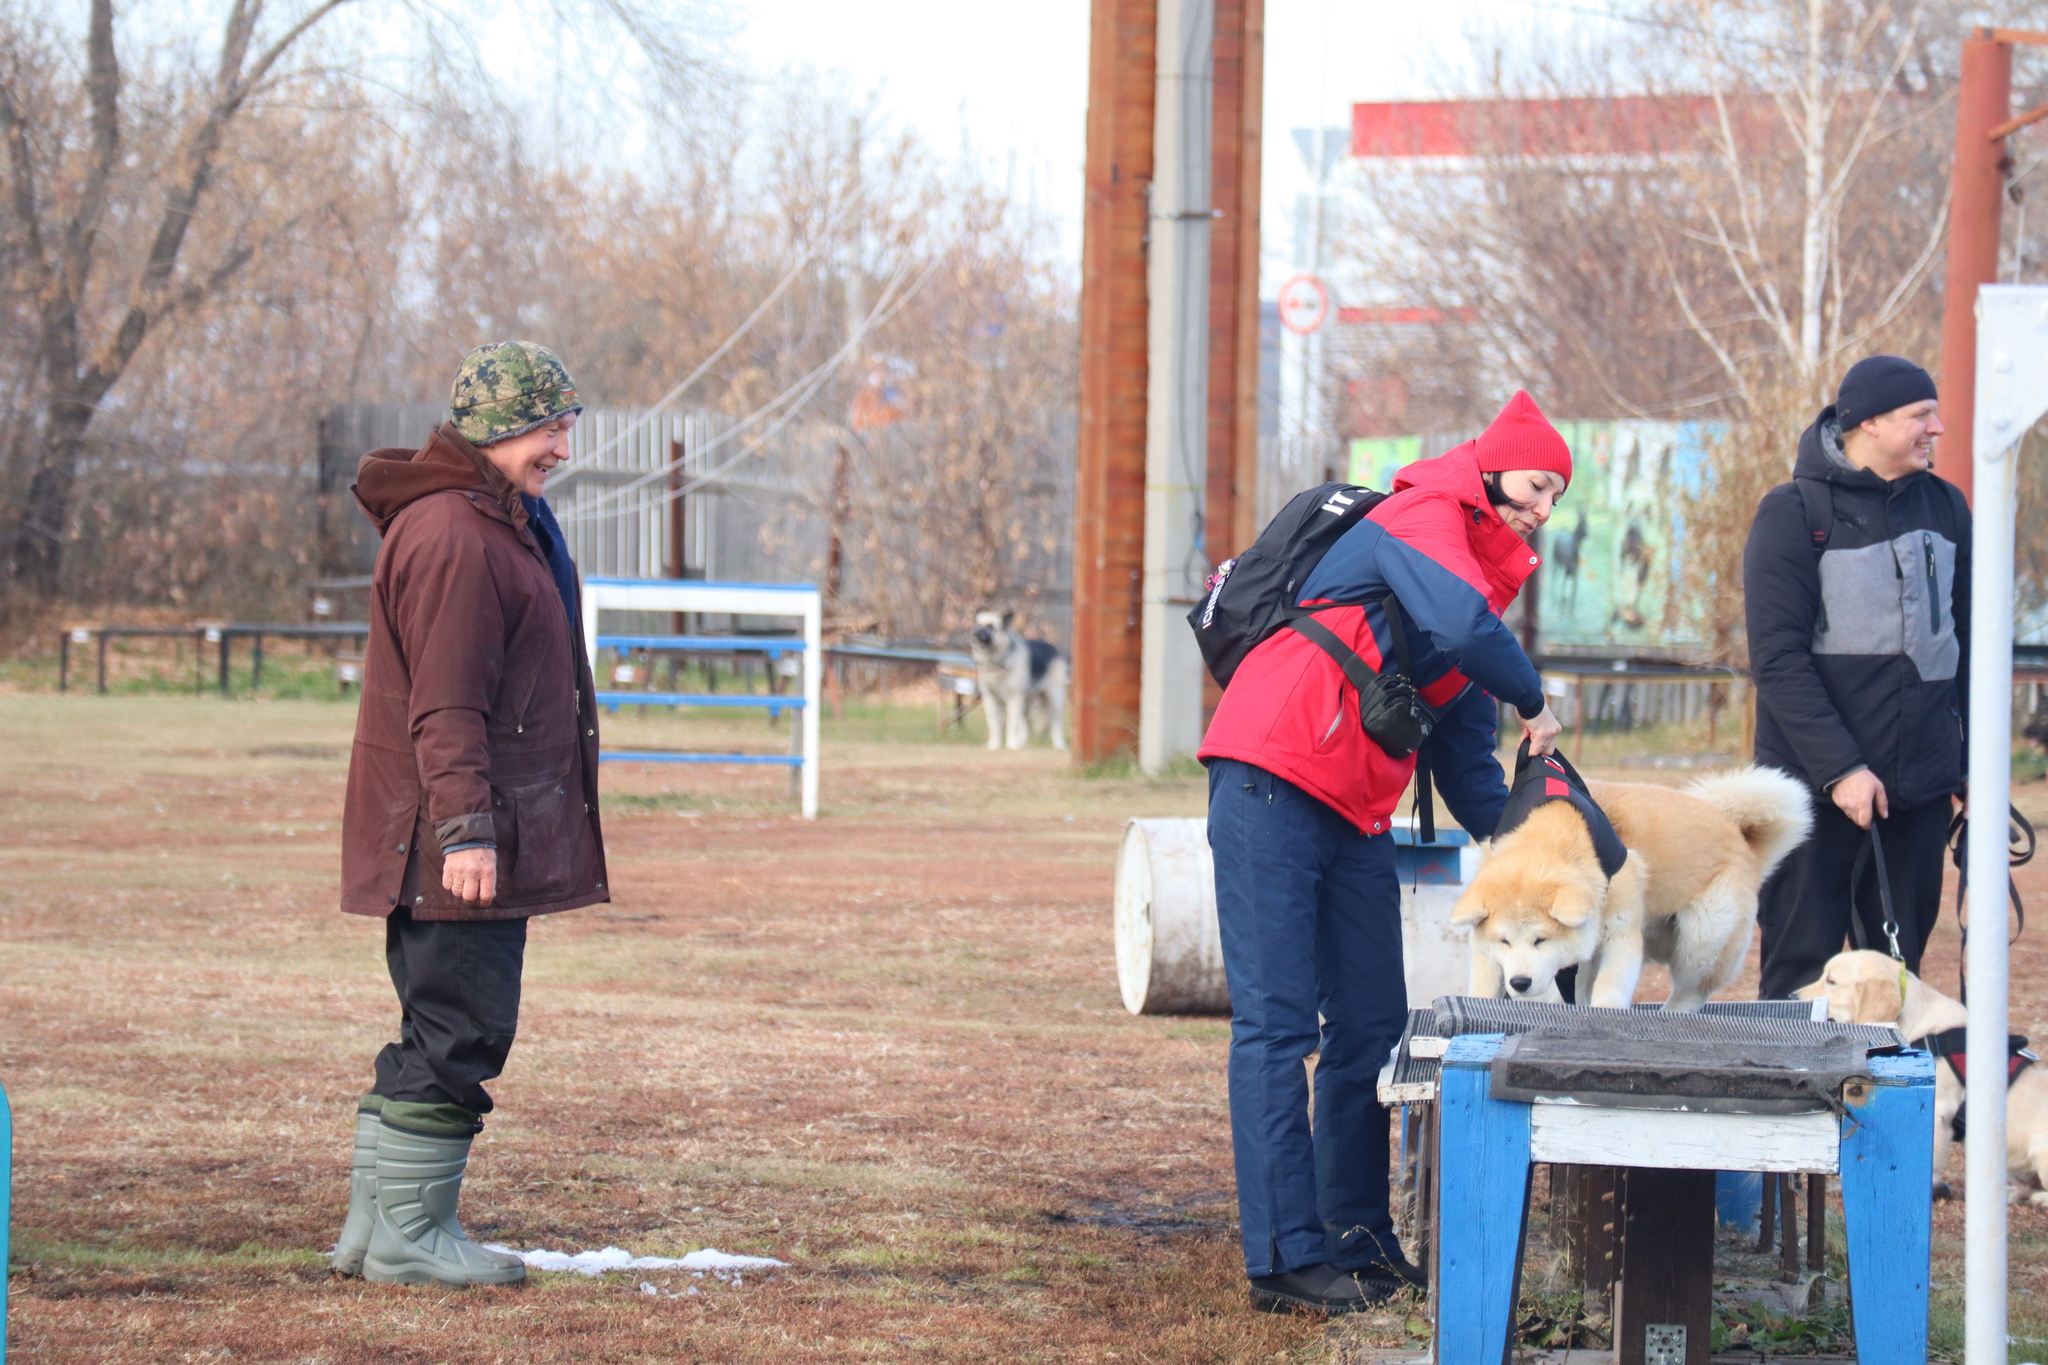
left=1801, top=948, right=2048, bottom=1202
left=1455, top=768, right=1811, bottom=1010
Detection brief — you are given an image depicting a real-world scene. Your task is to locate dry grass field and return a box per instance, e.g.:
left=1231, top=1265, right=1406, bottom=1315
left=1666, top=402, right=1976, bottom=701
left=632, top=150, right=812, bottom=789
left=4, top=692, right=2048, bottom=1362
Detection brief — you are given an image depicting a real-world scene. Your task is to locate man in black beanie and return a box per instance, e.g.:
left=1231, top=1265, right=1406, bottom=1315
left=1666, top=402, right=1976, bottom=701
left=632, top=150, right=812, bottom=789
left=1743, top=354, right=1968, bottom=997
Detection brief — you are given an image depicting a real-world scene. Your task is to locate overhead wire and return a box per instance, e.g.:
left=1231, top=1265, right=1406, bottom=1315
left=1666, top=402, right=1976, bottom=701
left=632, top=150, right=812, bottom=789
left=556, top=234, right=959, bottom=522
left=603, top=244, right=957, bottom=516
left=554, top=250, right=923, bottom=519
left=562, top=192, right=863, bottom=474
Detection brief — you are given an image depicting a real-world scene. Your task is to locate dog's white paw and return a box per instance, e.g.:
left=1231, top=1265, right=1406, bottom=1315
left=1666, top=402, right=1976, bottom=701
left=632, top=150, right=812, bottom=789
left=2028, top=1188, right=2048, bottom=1209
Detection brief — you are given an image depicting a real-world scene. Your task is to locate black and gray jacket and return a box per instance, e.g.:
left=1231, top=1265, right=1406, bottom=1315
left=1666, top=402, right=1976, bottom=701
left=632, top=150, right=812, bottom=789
left=1743, top=405, right=1971, bottom=808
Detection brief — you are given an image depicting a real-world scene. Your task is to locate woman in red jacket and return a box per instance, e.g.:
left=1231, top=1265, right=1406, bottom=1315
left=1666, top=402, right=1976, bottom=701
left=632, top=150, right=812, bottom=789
left=1199, top=392, right=1568, bottom=1314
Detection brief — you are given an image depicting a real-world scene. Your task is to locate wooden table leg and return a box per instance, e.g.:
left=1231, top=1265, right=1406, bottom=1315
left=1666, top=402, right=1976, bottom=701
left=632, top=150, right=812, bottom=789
left=1779, top=1167, right=1802, bottom=1281
left=1806, top=1173, right=1826, bottom=1272
left=1614, top=1167, right=1714, bottom=1365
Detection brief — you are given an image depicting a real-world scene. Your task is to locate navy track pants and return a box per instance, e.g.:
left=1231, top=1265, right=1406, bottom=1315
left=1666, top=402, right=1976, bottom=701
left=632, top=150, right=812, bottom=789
left=1207, top=757, right=1408, bottom=1278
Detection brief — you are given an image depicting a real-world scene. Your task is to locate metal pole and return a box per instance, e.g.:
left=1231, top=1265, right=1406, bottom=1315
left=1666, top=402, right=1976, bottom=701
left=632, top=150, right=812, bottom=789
left=1138, top=0, right=1213, bottom=772
left=0, top=1077, right=10, bottom=1365
left=801, top=592, right=821, bottom=819
left=96, top=631, right=108, bottom=695
left=1965, top=290, right=2024, bottom=1365
left=252, top=633, right=264, bottom=692
left=1936, top=35, right=2013, bottom=503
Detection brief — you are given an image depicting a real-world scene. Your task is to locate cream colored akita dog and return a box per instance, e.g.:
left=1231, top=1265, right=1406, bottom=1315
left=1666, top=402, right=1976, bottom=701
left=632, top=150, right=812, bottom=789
left=1453, top=767, right=1812, bottom=1010
left=1801, top=948, right=2048, bottom=1202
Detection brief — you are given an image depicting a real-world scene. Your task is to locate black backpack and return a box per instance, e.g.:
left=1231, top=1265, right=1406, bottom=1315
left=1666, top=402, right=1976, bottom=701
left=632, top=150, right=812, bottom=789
left=1187, top=478, right=1443, bottom=835
left=1188, top=482, right=1385, bottom=686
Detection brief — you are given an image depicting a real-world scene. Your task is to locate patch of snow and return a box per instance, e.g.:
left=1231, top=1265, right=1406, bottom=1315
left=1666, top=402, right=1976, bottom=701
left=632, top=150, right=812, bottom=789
left=483, top=1244, right=788, bottom=1278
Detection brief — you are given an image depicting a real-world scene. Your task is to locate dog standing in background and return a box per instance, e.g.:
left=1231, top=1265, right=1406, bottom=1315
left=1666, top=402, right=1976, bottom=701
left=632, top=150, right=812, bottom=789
left=968, top=611, right=1068, bottom=751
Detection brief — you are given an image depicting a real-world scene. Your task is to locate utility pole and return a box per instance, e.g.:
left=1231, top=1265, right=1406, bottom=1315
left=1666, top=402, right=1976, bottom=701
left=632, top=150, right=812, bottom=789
left=1208, top=0, right=1264, bottom=562
left=1934, top=28, right=2048, bottom=502
left=1074, top=0, right=1158, bottom=763
left=1076, top=0, right=1262, bottom=766
left=1138, top=0, right=1214, bottom=773
left=1935, top=31, right=2015, bottom=503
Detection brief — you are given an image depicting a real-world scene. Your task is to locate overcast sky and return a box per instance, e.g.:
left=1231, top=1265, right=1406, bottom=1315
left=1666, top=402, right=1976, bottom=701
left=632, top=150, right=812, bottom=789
left=729, top=0, right=1601, bottom=288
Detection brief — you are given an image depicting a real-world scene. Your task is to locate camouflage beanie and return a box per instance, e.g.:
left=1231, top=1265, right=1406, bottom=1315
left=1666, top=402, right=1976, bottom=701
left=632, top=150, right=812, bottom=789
left=448, top=341, right=584, bottom=446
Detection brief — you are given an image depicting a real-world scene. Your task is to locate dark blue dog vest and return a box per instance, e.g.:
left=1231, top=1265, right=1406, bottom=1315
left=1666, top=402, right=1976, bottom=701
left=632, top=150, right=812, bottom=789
left=1495, top=743, right=1629, bottom=880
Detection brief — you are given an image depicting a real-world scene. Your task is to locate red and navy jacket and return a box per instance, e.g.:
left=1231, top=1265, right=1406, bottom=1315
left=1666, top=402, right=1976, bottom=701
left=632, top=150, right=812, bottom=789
left=1198, top=443, right=1547, bottom=836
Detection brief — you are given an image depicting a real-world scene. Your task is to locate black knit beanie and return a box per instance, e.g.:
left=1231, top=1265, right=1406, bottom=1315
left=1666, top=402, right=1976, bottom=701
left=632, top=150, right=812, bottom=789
left=1836, top=355, right=1937, bottom=429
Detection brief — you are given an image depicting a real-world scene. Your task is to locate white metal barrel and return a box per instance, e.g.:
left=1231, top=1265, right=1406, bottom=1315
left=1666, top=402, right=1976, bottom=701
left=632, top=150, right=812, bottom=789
left=1114, top=818, right=1230, bottom=1014
left=1112, top=816, right=1477, bottom=1016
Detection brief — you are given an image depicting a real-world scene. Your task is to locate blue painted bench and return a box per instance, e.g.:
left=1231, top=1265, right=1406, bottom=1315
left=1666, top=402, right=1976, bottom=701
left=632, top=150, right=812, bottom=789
left=1435, top=1032, right=1933, bottom=1365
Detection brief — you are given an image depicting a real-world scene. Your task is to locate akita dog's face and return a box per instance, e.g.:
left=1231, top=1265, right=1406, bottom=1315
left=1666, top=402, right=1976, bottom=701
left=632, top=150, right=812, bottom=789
left=1453, top=810, right=1608, bottom=1001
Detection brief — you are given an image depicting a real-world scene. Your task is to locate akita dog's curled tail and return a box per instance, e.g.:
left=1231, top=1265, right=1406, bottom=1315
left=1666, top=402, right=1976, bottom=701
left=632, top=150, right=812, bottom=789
left=1454, top=765, right=1812, bottom=1011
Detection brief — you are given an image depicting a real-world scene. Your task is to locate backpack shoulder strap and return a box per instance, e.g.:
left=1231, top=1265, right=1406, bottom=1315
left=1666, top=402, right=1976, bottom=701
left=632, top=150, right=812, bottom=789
left=1287, top=615, right=1381, bottom=694
left=1794, top=477, right=1833, bottom=555
left=1936, top=475, right=1970, bottom=544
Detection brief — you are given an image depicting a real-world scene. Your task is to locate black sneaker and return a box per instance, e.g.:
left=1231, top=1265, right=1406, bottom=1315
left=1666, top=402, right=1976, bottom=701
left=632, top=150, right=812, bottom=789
left=1248, top=1263, right=1396, bottom=1315
left=1351, top=1254, right=1426, bottom=1291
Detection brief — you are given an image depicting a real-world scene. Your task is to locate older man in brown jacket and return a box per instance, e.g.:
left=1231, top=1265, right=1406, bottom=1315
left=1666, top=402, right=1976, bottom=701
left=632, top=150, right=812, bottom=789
left=329, top=341, right=608, bottom=1287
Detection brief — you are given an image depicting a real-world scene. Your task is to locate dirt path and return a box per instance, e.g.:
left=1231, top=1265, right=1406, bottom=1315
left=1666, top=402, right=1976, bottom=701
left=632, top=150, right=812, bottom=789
left=3, top=695, right=2046, bottom=1361
left=0, top=696, right=1316, bottom=1364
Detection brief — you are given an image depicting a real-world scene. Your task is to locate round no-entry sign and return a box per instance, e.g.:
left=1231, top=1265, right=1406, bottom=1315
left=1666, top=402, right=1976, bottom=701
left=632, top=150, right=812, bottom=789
left=1278, top=275, right=1331, bottom=335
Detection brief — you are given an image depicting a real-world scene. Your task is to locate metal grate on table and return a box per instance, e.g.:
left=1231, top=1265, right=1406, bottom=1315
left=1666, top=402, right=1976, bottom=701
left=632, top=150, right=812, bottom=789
left=1431, top=995, right=1900, bottom=1050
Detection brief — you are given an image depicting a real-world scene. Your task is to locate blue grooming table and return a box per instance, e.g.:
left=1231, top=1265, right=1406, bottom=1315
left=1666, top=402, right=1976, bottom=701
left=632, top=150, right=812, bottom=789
left=1435, top=1032, right=1933, bottom=1365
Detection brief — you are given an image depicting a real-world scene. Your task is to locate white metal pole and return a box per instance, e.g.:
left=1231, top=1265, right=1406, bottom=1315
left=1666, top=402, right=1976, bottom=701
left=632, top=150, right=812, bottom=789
left=1966, top=295, right=2020, bottom=1365
left=1138, top=0, right=1213, bottom=773
left=801, top=591, right=821, bottom=819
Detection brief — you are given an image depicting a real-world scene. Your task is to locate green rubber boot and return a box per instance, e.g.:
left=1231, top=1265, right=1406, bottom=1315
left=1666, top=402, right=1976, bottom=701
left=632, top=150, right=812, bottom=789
left=363, top=1108, right=526, bottom=1287
left=331, top=1095, right=385, bottom=1275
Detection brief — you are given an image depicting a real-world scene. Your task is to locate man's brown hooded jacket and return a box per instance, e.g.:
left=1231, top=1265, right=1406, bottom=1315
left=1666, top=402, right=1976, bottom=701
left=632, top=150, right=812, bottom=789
left=340, top=422, right=608, bottom=921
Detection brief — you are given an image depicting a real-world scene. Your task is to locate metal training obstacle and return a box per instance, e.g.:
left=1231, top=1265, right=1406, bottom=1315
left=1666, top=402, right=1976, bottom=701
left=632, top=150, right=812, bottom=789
left=579, top=578, right=822, bottom=819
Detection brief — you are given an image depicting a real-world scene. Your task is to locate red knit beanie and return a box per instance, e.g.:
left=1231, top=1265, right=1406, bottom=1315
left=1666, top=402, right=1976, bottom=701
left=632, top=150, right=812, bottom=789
left=1472, top=391, right=1572, bottom=488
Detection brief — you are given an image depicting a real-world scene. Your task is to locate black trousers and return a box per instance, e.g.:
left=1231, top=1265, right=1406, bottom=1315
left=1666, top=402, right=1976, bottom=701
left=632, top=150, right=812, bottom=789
left=371, top=909, right=528, bottom=1114
left=1757, top=795, right=1952, bottom=999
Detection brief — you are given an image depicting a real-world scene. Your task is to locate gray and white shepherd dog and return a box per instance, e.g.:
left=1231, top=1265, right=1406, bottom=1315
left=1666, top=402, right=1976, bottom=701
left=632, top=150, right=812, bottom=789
left=968, top=610, right=1068, bottom=750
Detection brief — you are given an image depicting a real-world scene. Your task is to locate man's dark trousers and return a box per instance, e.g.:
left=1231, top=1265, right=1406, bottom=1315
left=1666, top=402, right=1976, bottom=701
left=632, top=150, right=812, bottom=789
left=1757, top=795, right=1951, bottom=999
left=1207, top=757, right=1408, bottom=1279
left=372, top=909, right=529, bottom=1114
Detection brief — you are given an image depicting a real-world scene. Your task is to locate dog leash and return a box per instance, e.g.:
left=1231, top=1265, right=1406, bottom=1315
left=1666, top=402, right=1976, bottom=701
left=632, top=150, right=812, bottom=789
left=1847, top=820, right=1906, bottom=962
left=1947, top=804, right=2034, bottom=1003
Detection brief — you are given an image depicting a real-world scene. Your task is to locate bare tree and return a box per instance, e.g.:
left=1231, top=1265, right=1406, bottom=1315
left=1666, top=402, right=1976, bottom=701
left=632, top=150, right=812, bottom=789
left=1333, top=0, right=2028, bottom=662
left=0, top=0, right=354, bottom=597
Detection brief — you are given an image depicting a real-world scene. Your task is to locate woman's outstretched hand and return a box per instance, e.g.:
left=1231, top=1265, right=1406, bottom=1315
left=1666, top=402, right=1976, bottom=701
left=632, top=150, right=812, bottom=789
left=1522, top=703, right=1563, bottom=756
